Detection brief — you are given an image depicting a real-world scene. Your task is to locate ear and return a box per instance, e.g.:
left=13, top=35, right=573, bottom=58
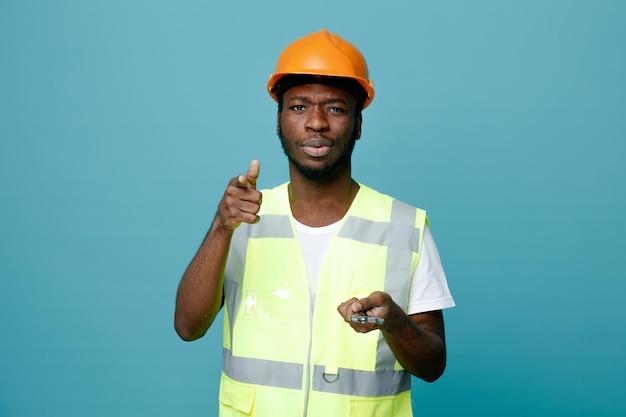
left=276, top=111, right=282, bottom=136
left=354, top=114, right=362, bottom=140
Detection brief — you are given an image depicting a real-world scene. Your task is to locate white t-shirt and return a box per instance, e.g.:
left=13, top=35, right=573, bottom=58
left=294, top=219, right=455, bottom=315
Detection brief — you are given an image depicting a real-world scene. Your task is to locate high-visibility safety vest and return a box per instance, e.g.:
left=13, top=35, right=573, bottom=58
left=219, top=182, right=427, bottom=417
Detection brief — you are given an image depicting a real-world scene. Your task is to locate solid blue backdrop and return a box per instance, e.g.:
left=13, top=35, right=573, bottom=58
left=1, top=1, right=625, bottom=416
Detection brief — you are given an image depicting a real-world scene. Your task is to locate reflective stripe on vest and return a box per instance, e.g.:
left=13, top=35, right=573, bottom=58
left=223, top=347, right=302, bottom=390
left=223, top=348, right=411, bottom=397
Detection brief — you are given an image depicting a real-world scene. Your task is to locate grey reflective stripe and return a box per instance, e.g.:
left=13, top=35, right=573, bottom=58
left=250, top=214, right=294, bottom=239
left=383, top=200, right=420, bottom=370
left=338, top=217, right=420, bottom=251
left=224, top=215, right=294, bottom=347
left=391, top=199, right=418, bottom=228
left=222, top=349, right=410, bottom=397
left=223, top=348, right=303, bottom=390
left=312, top=365, right=411, bottom=397
left=386, top=199, right=419, bottom=300
left=224, top=224, right=249, bottom=349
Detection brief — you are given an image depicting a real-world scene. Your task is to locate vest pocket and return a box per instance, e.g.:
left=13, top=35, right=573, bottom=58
left=240, top=288, right=291, bottom=322
left=219, top=374, right=256, bottom=416
left=348, top=391, right=412, bottom=417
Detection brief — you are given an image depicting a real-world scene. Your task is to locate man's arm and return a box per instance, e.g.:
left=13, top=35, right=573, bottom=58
left=174, top=160, right=261, bottom=341
left=337, top=292, right=446, bottom=382
left=382, top=309, right=446, bottom=382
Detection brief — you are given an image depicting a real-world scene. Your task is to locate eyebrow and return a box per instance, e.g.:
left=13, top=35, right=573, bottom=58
left=287, top=96, right=350, bottom=105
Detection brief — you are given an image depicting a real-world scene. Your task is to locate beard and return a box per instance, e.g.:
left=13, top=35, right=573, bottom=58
left=278, top=130, right=358, bottom=181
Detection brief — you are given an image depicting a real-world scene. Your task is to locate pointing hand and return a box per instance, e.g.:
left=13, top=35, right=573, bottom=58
left=215, top=160, right=262, bottom=232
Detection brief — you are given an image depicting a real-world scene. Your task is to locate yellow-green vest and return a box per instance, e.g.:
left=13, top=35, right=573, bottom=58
left=219, top=182, right=427, bottom=417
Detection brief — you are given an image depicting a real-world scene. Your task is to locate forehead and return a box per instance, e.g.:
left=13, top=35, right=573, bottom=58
left=282, top=83, right=357, bottom=104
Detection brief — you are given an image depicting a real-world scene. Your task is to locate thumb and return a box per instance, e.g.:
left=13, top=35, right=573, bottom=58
left=247, top=159, right=260, bottom=190
left=351, top=302, right=364, bottom=315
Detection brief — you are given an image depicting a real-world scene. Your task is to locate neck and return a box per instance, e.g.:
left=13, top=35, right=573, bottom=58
left=288, top=165, right=359, bottom=227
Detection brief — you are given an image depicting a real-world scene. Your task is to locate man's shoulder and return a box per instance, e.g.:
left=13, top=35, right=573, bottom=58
left=356, top=182, right=425, bottom=212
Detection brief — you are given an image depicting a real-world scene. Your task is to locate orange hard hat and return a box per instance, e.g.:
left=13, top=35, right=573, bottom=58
left=267, top=29, right=375, bottom=109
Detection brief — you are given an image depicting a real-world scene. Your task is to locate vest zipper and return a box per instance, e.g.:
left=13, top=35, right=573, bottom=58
left=301, top=305, right=314, bottom=416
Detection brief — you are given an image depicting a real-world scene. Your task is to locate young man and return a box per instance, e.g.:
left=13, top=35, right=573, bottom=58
left=175, top=29, right=455, bottom=417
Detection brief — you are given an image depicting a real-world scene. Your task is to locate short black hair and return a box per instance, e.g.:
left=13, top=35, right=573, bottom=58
left=274, top=74, right=366, bottom=113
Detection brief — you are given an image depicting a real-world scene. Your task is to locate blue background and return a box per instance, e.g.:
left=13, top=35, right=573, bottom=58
left=1, top=1, right=625, bottom=416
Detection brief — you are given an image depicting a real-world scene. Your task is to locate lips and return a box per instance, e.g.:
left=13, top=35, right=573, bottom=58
left=302, top=138, right=333, bottom=158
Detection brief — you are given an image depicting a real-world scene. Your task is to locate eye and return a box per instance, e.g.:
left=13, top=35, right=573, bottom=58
left=291, top=105, right=306, bottom=112
left=328, top=106, right=345, bottom=113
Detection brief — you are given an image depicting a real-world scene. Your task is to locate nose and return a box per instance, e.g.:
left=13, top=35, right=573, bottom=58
left=305, top=107, right=329, bottom=132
